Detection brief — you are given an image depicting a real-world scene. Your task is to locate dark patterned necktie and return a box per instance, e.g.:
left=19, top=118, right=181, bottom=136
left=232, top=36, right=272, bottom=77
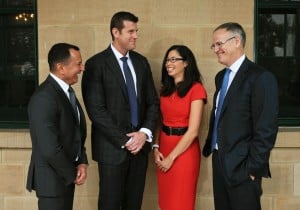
left=120, top=57, right=138, bottom=127
left=68, top=86, right=81, bottom=160
left=68, top=86, right=79, bottom=122
left=211, top=68, right=231, bottom=151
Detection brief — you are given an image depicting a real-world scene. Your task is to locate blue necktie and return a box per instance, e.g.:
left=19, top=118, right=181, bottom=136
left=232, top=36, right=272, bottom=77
left=120, top=57, right=138, bottom=127
left=211, top=68, right=231, bottom=151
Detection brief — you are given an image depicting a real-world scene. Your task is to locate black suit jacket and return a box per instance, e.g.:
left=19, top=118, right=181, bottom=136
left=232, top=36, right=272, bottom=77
left=26, top=76, right=88, bottom=197
left=203, top=57, right=278, bottom=186
left=82, top=46, right=159, bottom=165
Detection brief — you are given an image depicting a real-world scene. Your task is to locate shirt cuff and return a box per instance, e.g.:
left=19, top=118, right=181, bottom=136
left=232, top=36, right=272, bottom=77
left=139, top=128, right=153, bottom=143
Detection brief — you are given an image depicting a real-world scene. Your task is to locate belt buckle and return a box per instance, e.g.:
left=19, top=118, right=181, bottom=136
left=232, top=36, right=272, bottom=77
left=169, top=126, right=172, bottom=135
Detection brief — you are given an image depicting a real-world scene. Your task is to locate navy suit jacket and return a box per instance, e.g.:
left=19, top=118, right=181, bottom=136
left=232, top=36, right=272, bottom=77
left=26, top=76, right=88, bottom=196
left=82, top=46, right=159, bottom=165
left=203, top=57, right=278, bottom=186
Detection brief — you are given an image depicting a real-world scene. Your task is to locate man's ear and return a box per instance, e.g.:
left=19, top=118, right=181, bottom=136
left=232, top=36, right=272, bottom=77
left=234, top=36, right=242, bottom=48
left=55, top=62, right=65, bottom=76
left=112, top=27, right=120, bottom=39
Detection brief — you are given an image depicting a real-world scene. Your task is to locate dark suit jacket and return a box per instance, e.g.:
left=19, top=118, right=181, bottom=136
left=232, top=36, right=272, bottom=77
left=26, top=75, right=88, bottom=197
left=82, top=46, right=159, bottom=165
left=203, top=57, right=278, bottom=187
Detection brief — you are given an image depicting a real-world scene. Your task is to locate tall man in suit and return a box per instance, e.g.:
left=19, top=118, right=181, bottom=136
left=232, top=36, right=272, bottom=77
left=81, top=11, right=159, bottom=210
left=27, top=43, right=88, bottom=210
left=202, top=22, right=278, bottom=210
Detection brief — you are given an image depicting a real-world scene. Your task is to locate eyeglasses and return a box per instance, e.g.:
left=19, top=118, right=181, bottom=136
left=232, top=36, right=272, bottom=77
left=165, top=57, right=184, bottom=64
left=210, top=36, right=236, bottom=50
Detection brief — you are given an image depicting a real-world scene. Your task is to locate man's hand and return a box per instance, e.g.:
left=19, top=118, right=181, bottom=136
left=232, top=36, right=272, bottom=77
left=125, top=131, right=147, bottom=154
left=74, top=164, right=88, bottom=185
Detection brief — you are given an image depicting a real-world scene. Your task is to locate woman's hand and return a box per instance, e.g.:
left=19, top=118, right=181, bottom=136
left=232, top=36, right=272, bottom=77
left=154, top=149, right=175, bottom=173
left=154, top=148, right=164, bottom=164
left=158, top=155, right=174, bottom=172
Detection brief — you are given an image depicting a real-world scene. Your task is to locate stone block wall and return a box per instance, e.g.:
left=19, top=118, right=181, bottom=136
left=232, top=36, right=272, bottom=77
left=1, top=0, right=300, bottom=210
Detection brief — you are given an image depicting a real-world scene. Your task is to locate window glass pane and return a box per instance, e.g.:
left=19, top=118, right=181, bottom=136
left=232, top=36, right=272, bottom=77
left=258, top=9, right=300, bottom=57
left=0, top=25, right=36, bottom=123
left=5, top=0, right=33, bottom=7
left=0, top=26, right=36, bottom=118
left=0, top=43, right=3, bottom=73
left=0, top=79, right=35, bottom=121
left=286, top=14, right=296, bottom=56
left=0, top=1, right=37, bottom=127
left=258, top=57, right=300, bottom=117
left=273, top=14, right=285, bottom=56
left=257, top=1, right=300, bottom=125
left=7, top=28, right=36, bottom=75
left=258, top=14, right=285, bottom=56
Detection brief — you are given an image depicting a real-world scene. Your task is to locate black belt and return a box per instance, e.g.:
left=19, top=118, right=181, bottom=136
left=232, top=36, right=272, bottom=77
left=162, top=124, right=188, bottom=136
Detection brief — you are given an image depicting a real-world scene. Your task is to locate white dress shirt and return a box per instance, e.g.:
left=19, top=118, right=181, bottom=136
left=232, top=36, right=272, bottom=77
left=214, top=54, right=246, bottom=149
left=110, top=44, right=153, bottom=143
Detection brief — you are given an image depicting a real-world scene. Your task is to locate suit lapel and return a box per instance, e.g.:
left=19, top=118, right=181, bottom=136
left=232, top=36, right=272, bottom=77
left=220, top=58, right=250, bottom=116
left=213, top=69, right=226, bottom=112
left=129, top=52, right=142, bottom=102
left=48, top=76, right=79, bottom=123
left=105, top=47, right=129, bottom=102
left=77, top=101, right=86, bottom=136
left=48, top=76, right=69, bottom=102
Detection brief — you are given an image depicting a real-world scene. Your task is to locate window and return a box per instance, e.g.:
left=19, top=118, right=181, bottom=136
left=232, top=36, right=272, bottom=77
left=256, top=0, right=300, bottom=126
left=0, top=0, right=37, bottom=128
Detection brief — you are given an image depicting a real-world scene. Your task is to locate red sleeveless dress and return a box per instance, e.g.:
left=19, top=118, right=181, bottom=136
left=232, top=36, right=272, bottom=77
left=157, top=83, right=207, bottom=210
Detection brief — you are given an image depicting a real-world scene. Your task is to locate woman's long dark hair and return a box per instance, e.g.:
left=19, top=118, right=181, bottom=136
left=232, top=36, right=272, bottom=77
left=160, top=45, right=203, bottom=97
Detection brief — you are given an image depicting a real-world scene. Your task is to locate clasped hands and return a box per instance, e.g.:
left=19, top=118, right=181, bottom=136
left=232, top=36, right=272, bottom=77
left=125, top=131, right=147, bottom=155
left=154, top=149, right=174, bottom=173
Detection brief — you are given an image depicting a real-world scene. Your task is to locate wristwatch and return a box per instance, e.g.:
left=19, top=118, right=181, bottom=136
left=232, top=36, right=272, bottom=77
left=152, top=144, right=159, bottom=150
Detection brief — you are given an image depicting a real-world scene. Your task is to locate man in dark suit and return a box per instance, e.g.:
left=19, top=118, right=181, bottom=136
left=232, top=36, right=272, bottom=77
left=27, top=43, right=88, bottom=210
left=81, top=11, right=159, bottom=210
left=202, top=22, right=278, bottom=210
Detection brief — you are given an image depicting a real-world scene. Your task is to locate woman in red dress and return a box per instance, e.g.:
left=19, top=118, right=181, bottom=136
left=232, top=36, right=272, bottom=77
left=154, top=45, right=207, bottom=210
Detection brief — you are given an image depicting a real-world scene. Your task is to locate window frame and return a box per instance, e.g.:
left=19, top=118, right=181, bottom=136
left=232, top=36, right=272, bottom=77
left=0, top=0, right=38, bottom=128
left=255, top=0, right=300, bottom=126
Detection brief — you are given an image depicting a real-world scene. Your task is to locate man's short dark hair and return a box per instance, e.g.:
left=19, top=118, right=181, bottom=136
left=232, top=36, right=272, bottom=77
left=48, top=43, right=80, bottom=71
left=110, top=11, right=138, bottom=40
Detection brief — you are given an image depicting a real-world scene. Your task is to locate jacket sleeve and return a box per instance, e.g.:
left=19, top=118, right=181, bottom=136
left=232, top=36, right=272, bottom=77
left=247, top=71, right=278, bottom=178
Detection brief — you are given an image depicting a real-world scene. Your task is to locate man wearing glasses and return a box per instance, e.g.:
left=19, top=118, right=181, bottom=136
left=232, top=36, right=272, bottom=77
left=203, top=22, right=278, bottom=210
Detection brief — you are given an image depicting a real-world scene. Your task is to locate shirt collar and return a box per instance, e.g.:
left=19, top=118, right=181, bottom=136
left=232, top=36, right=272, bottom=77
left=50, top=73, right=70, bottom=95
left=228, top=54, right=246, bottom=74
left=110, top=43, right=130, bottom=60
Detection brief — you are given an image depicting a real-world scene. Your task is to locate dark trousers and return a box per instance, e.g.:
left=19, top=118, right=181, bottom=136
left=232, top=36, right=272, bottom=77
left=98, top=152, right=148, bottom=210
left=38, top=184, right=75, bottom=210
left=212, top=151, right=262, bottom=210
